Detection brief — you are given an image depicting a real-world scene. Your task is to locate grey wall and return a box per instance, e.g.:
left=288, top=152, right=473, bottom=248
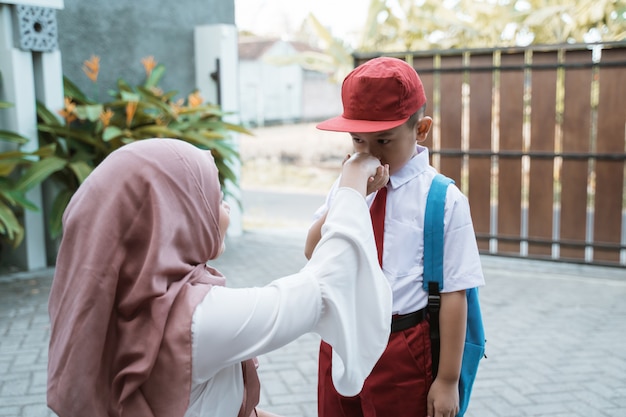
left=56, top=0, right=234, bottom=101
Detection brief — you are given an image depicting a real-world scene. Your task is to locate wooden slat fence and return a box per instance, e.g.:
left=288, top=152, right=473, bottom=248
left=355, top=42, right=626, bottom=267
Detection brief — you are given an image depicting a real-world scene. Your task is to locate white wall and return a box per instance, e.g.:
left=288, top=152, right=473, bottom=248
left=238, top=40, right=344, bottom=127
left=301, top=69, right=342, bottom=121
left=239, top=40, right=303, bottom=126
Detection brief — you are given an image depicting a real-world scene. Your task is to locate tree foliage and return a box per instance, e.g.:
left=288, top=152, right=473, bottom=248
left=248, top=0, right=625, bottom=69
left=358, top=0, right=626, bottom=51
left=288, top=0, right=625, bottom=81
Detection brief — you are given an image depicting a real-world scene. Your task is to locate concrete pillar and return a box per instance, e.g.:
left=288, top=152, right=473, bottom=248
left=194, top=24, right=243, bottom=237
left=0, top=0, right=64, bottom=270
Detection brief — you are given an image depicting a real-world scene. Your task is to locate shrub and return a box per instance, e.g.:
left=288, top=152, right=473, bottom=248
left=37, top=55, right=249, bottom=237
left=0, top=99, right=60, bottom=248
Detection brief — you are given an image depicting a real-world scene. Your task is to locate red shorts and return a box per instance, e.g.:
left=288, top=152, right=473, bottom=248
left=318, top=320, right=433, bottom=417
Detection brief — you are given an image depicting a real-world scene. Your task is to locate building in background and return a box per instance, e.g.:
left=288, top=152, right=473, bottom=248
left=238, top=36, right=341, bottom=127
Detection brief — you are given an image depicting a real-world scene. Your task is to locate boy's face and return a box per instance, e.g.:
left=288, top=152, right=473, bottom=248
left=350, top=117, right=432, bottom=175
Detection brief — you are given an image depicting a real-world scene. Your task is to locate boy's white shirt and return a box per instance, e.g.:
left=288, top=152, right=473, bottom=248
left=312, top=145, right=485, bottom=315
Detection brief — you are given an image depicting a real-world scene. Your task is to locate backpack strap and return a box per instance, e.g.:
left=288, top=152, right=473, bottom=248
left=423, top=173, right=454, bottom=378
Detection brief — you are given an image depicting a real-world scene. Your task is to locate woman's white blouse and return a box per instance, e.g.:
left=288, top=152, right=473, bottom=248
left=185, top=187, right=392, bottom=417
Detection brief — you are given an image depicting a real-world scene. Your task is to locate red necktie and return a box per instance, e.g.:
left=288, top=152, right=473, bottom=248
left=370, top=187, right=387, bottom=267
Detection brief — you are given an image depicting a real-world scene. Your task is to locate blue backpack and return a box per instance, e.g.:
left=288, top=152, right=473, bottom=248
left=423, top=174, right=486, bottom=417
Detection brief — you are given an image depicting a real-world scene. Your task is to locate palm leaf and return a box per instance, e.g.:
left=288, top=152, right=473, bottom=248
left=0, top=130, right=29, bottom=144
left=32, top=144, right=57, bottom=158
left=14, top=157, right=67, bottom=191
left=178, top=132, right=230, bottom=149
left=36, top=101, right=63, bottom=126
left=67, top=160, right=93, bottom=184
left=5, top=189, right=39, bottom=211
left=214, top=157, right=238, bottom=186
left=205, top=139, right=239, bottom=161
left=74, top=104, right=104, bottom=122
left=0, top=159, right=24, bottom=176
left=37, top=124, right=107, bottom=150
left=222, top=122, right=253, bottom=135
left=49, top=188, right=73, bottom=238
left=0, top=203, right=24, bottom=247
left=131, top=125, right=183, bottom=139
left=102, top=126, right=124, bottom=142
left=63, top=76, right=91, bottom=103
left=144, top=64, right=166, bottom=89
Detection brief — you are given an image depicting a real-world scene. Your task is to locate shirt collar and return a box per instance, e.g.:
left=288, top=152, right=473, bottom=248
left=388, top=145, right=430, bottom=190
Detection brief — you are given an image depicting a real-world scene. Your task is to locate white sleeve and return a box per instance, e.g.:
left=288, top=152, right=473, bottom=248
left=442, top=188, right=485, bottom=292
left=305, top=187, right=392, bottom=396
left=191, top=187, right=392, bottom=398
left=191, top=275, right=322, bottom=383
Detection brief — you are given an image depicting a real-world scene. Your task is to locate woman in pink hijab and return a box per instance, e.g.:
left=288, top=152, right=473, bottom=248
left=47, top=138, right=392, bottom=417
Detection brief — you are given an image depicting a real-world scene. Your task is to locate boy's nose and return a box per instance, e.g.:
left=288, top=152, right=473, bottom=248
left=356, top=142, right=370, bottom=153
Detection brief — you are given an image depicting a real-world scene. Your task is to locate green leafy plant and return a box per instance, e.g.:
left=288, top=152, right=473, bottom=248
left=0, top=100, right=61, bottom=248
left=37, top=55, right=249, bottom=237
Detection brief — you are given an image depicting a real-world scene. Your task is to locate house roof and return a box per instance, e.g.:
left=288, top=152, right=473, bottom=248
left=238, top=36, right=321, bottom=60
left=238, top=38, right=276, bottom=60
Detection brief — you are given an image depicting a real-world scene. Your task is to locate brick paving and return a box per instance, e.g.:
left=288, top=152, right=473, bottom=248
left=1, top=227, right=626, bottom=416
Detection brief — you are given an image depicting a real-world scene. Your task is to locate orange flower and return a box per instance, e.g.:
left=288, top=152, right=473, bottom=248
left=63, top=97, right=76, bottom=113
left=125, top=101, right=138, bottom=127
left=141, top=56, right=157, bottom=77
left=82, top=55, right=100, bottom=83
left=188, top=91, right=203, bottom=108
left=58, top=97, right=77, bottom=123
left=99, top=108, right=114, bottom=127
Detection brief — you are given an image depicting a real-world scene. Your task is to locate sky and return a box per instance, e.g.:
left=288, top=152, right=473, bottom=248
left=234, top=0, right=369, bottom=45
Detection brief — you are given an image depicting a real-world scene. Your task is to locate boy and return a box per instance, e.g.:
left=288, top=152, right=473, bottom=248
left=305, top=57, right=485, bottom=417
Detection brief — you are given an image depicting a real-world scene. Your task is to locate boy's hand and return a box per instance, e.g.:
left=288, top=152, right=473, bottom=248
left=366, top=164, right=389, bottom=195
left=427, top=377, right=459, bottom=417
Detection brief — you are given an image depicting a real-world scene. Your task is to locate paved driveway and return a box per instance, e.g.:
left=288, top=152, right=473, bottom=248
left=1, top=189, right=625, bottom=416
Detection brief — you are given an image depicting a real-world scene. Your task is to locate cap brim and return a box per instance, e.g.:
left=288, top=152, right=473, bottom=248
left=316, top=115, right=409, bottom=133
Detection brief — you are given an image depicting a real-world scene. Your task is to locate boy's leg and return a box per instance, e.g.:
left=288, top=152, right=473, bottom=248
left=318, top=322, right=433, bottom=417
left=365, top=320, right=433, bottom=416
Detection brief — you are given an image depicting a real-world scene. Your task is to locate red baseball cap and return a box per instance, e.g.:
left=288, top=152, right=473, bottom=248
left=317, top=57, right=426, bottom=133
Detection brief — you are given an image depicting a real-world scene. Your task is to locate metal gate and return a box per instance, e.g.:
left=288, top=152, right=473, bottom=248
left=355, top=42, right=626, bottom=267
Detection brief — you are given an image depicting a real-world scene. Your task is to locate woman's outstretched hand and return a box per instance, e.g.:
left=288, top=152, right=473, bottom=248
left=339, top=153, right=389, bottom=197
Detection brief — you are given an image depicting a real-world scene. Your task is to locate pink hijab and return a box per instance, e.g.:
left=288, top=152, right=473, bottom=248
left=47, top=139, right=257, bottom=417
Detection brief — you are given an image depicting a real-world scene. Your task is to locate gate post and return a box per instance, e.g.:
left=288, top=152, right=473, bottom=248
left=194, top=24, right=243, bottom=237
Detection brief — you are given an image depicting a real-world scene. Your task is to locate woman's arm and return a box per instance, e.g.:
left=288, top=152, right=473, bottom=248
left=305, top=155, right=388, bottom=259
left=193, top=153, right=392, bottom=397
left=194, top=153, right=388, bottom=376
